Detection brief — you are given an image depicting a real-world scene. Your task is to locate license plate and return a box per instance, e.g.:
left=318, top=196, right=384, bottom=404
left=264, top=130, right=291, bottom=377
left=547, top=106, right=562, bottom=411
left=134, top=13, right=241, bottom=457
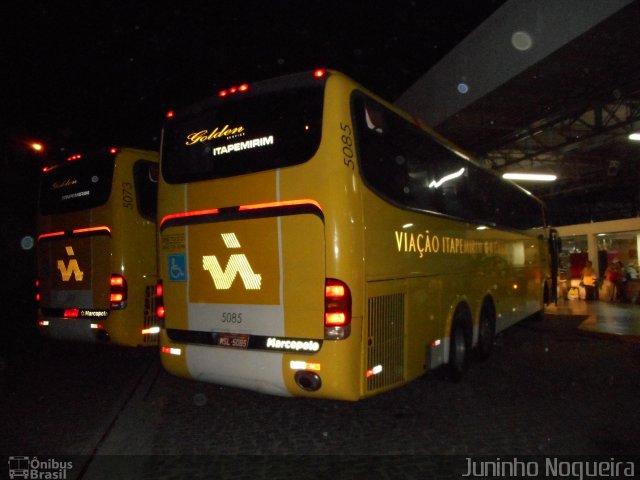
left=217, top=333, right=249, bottom=349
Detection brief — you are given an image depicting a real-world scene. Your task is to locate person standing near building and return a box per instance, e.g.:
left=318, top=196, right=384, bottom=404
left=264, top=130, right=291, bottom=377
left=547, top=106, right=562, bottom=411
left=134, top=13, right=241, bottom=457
left=602, top=259, right=625, bottom=301
left=581, top=260, right=597, bottom=301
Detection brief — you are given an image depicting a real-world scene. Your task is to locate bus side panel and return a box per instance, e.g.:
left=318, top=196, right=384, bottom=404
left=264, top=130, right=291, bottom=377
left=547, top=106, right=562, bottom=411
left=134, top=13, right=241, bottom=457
left=405, top=275, right=445, bottom=380
left=361, top=188, right=544, bottom=382
left=109, top=150, right=159, bottom=346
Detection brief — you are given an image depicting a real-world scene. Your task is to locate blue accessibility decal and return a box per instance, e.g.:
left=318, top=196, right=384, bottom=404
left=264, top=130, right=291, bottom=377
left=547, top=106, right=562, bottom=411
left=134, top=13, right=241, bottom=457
left=168, top=253, right=187, bottom=282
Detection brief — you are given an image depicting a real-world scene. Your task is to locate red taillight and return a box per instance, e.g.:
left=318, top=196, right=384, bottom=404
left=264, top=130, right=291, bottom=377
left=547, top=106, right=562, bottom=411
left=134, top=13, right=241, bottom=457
left=35, top=280, right=40, bottom=303
left=166, top=110, right=175, bottom=118
left=313, top=69, right=326, bottom=78
left=324, top=278, right=351, bottom=339
left=109, top=147, right=119, bottom=155
left=155, top=280, right=165, bottom=322
left=110, top=274, right=127, bottom=309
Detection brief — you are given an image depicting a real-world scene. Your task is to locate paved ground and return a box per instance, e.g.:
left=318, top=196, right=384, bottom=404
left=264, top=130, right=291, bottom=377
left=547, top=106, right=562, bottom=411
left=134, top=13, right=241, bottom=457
left=1, top=311, right=639, bottom=479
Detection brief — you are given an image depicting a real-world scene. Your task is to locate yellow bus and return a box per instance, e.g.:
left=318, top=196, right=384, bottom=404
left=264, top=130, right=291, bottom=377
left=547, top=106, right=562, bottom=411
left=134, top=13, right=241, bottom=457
left=156, top=70, right=557, bottom=400
left=36, top=147, right=160, bottom=347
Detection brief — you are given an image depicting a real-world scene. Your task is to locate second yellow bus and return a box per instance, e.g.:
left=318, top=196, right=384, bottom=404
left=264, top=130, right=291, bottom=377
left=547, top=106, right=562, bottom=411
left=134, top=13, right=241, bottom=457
left=36, top=147, right=160, bottom=347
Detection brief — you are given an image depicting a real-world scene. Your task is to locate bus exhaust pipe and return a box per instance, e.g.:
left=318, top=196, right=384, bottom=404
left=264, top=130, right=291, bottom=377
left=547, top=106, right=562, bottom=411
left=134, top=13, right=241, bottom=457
left=96, top=330, right=110, bottom=343
left=294, top=371, right=322, bottom=392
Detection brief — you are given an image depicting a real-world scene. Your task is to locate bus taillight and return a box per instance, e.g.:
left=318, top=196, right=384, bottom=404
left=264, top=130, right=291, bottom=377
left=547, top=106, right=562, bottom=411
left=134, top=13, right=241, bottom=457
left=155, top=280, right=165, bottom=325
left=324, top=278, right=351, bottom=340
left=161, top=346, right=182, bottom=356
left=110, top=274, right=127, bottom=309
left=35, top=279, right=40, bottom=303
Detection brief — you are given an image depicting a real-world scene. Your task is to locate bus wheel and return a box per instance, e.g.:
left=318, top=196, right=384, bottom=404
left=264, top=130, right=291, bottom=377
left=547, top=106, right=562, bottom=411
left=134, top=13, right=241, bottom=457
left=448, top=311, right=470, bottom=382
left=475, top=301, right=496, bottom=361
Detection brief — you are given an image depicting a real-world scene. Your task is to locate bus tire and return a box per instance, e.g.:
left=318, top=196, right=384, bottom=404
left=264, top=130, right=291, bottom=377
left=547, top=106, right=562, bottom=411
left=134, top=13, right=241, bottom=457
left=448, top=309, right=471, bottom=382
left=475, top=299, right=496, bottom=361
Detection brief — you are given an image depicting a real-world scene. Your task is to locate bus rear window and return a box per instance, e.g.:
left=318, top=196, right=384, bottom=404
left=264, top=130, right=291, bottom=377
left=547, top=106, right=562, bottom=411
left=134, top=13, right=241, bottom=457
left=39, top=154, right=114, bottom=215
left=161, top=86, right=324, bottom=183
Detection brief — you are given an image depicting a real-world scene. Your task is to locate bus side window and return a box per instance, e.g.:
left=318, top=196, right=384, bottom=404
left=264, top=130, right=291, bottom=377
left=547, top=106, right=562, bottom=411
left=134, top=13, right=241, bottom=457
left=133, top=161, right=158, bottom=222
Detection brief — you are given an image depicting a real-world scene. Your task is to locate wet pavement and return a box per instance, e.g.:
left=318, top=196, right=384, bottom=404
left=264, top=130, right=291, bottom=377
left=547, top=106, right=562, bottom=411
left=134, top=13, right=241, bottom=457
left=545, top=298, right=640, bottom=340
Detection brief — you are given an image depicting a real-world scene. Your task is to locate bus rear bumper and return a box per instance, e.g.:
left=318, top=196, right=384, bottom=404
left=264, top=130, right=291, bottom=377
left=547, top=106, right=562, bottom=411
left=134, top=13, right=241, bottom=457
left=37, top=316, right=110, bottom=343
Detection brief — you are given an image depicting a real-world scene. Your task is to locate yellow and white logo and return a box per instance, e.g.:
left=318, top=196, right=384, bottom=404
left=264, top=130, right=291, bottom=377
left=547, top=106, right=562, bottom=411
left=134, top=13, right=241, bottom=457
left=57, top=246, right=84, bottom=282
left=202, top=233, right=262, bottom=290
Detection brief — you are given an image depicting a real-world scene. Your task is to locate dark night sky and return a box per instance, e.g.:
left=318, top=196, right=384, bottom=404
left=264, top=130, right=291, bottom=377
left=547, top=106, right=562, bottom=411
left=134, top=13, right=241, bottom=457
left=2, top=0, right=506, bottom=158
left=2, top=1, right=509, bottom=331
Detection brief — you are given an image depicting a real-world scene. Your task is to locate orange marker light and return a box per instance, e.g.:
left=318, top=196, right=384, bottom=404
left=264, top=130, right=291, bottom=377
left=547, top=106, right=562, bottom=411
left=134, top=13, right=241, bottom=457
left=325, top=312, right=347, bottom=326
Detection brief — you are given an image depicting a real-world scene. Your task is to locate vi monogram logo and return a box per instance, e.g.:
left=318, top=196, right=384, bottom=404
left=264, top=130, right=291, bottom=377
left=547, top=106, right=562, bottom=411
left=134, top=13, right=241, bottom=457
left=57, top=246, right=84, bottom=282
left=202, top=233, right=262, bottom=290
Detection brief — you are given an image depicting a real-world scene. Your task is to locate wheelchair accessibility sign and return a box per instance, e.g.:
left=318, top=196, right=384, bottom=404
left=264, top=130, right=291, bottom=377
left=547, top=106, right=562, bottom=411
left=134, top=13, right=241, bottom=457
left=168, top=254, right=187, bottom=282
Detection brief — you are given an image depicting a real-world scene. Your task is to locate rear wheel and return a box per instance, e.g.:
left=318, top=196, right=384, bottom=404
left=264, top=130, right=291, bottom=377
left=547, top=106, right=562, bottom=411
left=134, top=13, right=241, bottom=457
left=448, top=310, right=470, bottom=381
left=475, top=300, right=496, bottom=361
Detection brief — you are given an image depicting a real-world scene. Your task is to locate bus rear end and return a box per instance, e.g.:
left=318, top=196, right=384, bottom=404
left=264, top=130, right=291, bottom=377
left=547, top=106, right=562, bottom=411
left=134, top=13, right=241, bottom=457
left=36, top=148, right=159, bottom=346
left=158, top=71, right=365, bottom=400
left=37, top=224, right=114, bottom=342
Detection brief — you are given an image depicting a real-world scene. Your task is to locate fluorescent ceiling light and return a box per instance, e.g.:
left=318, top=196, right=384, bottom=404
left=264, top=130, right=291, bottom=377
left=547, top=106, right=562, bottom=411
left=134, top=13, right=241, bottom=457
left=629, top=132, right=640, bottom=141
left=502, top=172, right=557, bottom=182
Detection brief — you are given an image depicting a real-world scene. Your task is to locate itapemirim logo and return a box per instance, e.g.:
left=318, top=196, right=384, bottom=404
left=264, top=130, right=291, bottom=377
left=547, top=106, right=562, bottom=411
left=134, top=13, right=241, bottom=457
left=56, top=246, right=84, bottom=282
left=202, top=233, right=262, bottom=290
left=8, top=456, right=73, bottom=479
